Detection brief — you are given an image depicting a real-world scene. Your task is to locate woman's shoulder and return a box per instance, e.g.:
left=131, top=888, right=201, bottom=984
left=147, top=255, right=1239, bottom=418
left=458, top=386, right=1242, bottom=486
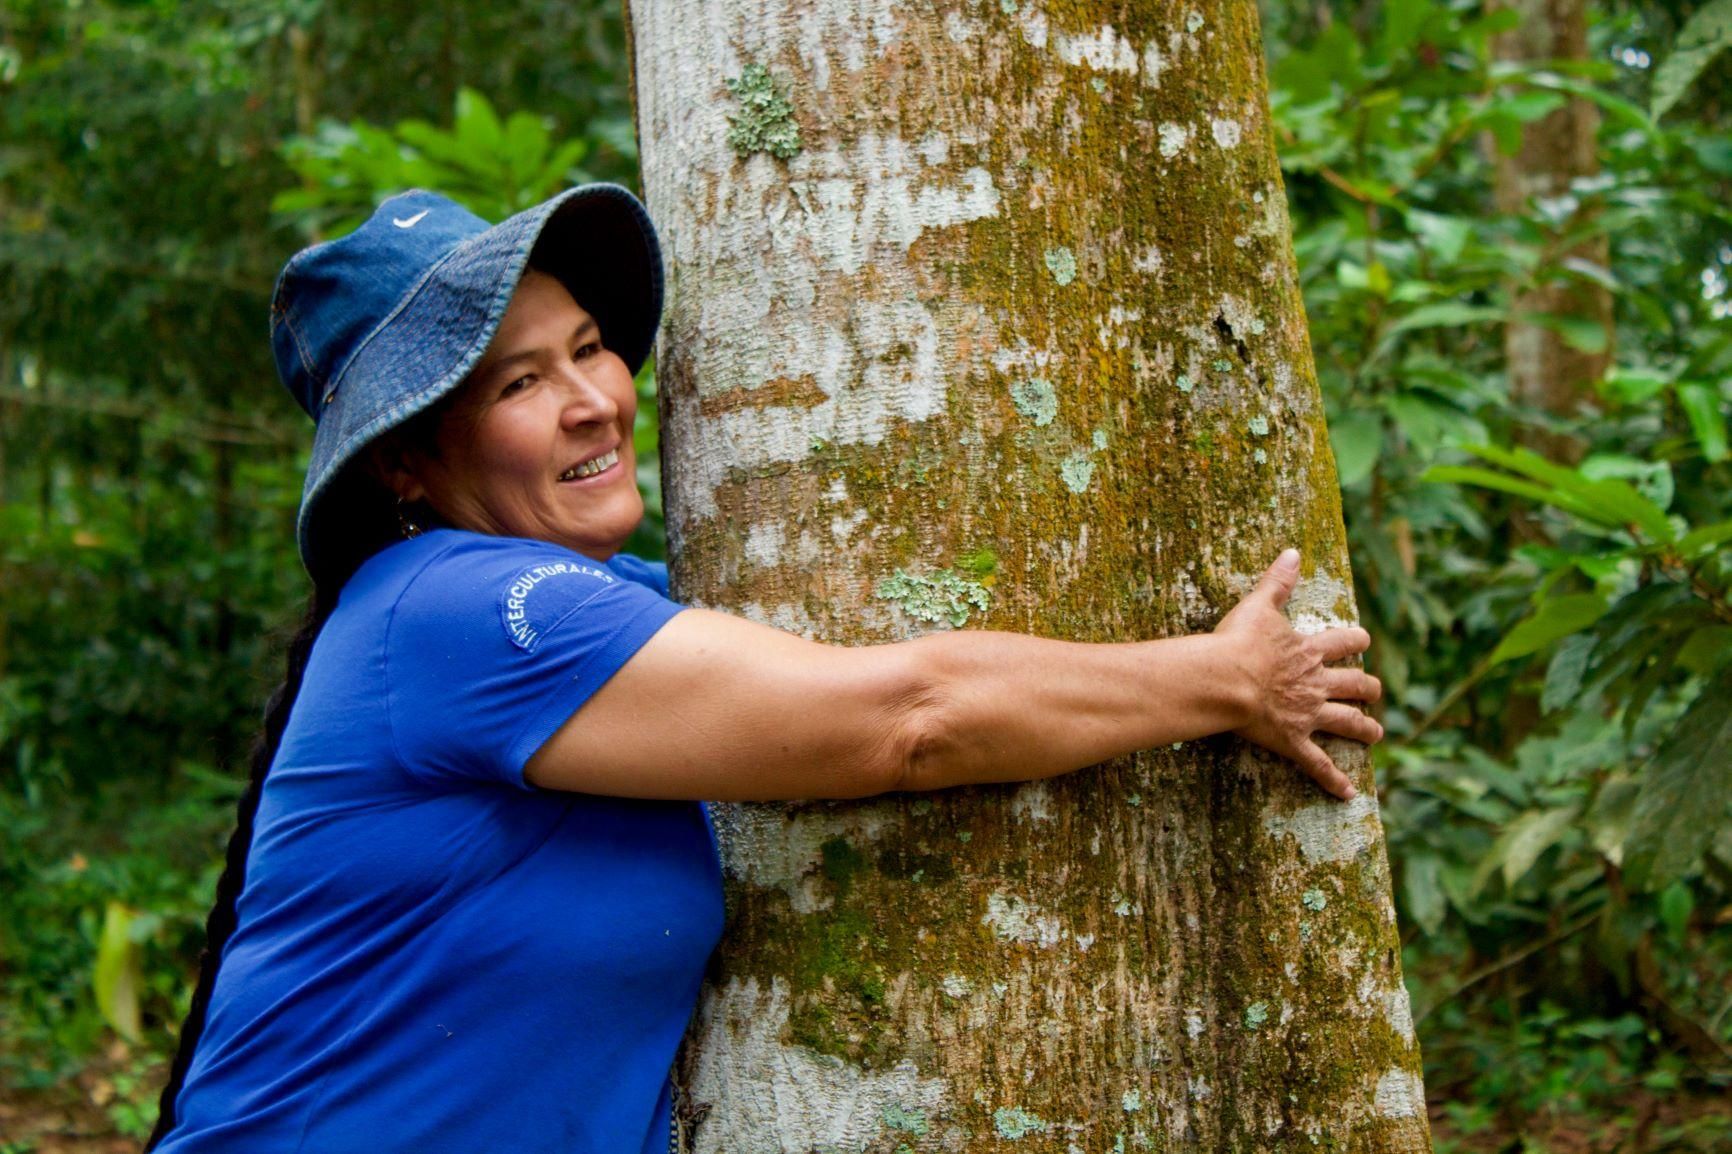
left=346, top=530, right=671, bottom=640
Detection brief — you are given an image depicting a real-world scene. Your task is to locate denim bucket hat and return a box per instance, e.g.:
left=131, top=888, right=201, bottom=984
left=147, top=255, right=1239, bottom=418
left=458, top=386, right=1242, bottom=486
left=270, top=183, right=664, bottom=583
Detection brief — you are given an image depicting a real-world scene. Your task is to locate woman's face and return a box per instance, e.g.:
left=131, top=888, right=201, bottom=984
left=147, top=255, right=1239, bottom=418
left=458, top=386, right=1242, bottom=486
left=394, top=269, right=643, bottom=560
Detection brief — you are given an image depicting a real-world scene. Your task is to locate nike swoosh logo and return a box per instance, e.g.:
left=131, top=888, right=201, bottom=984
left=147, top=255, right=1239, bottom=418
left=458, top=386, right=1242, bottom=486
left=393, top=210, right=430, bottom=229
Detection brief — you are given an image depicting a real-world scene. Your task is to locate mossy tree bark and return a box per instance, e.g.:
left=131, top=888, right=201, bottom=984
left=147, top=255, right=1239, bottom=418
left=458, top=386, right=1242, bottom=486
left=627, top=1, right=1431, bottom=1150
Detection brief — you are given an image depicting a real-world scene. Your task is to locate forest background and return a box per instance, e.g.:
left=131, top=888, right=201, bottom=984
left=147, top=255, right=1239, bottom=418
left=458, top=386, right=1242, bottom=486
left=0, top=0, right=1729, bottom=1150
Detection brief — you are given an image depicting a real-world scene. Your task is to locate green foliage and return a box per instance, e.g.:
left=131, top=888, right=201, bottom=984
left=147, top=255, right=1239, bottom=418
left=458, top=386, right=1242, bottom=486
left=275, top=87, right=604, bottom=235
left=1652, top=0, right=1732, bottom=118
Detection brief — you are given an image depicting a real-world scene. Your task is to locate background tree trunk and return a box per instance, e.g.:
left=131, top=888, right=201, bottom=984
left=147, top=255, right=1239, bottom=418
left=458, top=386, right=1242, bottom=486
left=628, top=1, right=1431, bottom=1149
left=1493, top=0, right=1612, bottom=464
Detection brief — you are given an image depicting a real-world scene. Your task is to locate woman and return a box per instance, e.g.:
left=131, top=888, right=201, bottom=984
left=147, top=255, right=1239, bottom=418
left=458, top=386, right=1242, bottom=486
left=147, top=185, right=1383, bottom=1153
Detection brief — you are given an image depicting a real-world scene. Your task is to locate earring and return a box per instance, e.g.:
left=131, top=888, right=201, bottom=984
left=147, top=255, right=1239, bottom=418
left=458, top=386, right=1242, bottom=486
left=396, top=498, right=423, bottom=540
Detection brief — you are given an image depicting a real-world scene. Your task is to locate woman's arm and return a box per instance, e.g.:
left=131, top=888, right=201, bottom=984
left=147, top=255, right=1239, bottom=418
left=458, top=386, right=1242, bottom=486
left=524, top=550, right=1380, bottom=802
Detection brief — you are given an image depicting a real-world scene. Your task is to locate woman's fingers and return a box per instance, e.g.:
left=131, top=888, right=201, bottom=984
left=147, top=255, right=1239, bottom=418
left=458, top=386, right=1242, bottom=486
left=1292, top=738, right=1357, bottom=800
left=1311, top=625, right=1372, bottom=662
left=1316, top=702, right=1384, bottom=746
left=1321, top=667, right=1382, bottom=703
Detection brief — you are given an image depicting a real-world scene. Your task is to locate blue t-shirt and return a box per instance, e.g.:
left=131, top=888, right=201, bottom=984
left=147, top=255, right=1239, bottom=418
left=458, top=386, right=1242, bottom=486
left=158, top=530, right=723, bottom=1154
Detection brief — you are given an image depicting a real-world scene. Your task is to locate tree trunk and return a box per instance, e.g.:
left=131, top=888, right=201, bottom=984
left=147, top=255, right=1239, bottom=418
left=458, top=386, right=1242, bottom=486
left=628, top=2, right=1431, bottom=1150
left=1493, top=0, right=1611, bottom=464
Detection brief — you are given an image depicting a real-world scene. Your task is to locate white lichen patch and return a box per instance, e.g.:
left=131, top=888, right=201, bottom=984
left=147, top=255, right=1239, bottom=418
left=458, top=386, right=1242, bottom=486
left=1053, top=24, right=1140, bottom=75
left=1010, top=780, right=1058, bottom=823
left=1286, top=570, right=1358, bottom=634
left=1132, top=244, right=1163, bottom=274
left=1185, top=10, right=1205, bottom=32
left=685, top=976, right=950, bottom=1154
left=1010, top=377, right=1060, bottom=425
left=1209, top=117, right=1242, bottom=148
left=1157, top=121, right=1192, bottom=159
left=744, top=520, right=785, bottom=568
left=1263, top=792, right=1381, bottom=865
left=1373, top=1068, right=1425, bottom=1119
left=1060, top=450, right=1096, bottom=493
left=983, top=890, right=1066, bottom=948
left=1122, top=1089, right=1142, bottom=1112
left=1217, top=293, right=1266, bottom=339
left=942, top=974, right=975, bottom=998
left=1044, top=246, right=1078, bottom=285
left=708, top=803, right=890, bottom=912
left=1384, top=987, right=1416, bottom=1044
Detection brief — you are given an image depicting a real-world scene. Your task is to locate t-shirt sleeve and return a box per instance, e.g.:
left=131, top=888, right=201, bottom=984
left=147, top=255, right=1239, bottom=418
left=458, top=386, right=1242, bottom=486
left=608, top=553, right=672, bottom=598
left=385, top=537, right=683, bottom=790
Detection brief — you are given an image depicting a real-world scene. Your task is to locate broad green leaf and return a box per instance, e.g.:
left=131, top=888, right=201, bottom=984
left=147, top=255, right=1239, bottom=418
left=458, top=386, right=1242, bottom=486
left=1624, top=666, right=1732, bottom=889
left=1676, top=381, right=1729, bottom=462
left=1406, top=209, right=1473, bottom=263
left=1598, top=368, right=1670, bottom=405
left=1402, top=853, right=1448, bottom=936
left=1463, top=445, right=1675, bottom=541
left=1330, top=410, right=1382, bottom=486
left=1490, top=594, right=1608, bottom=664
left=453, top=87, right=505, bottom=154
left=1679, top=518, right=1732, bottom=560
left=1652, top=0, right=1732, bottom=119
left=1657, top=883, right=1694, bottom=943
left=1579, top=454, right=1673, bottom=512
left=1677, top=625, right=1732, bottom=675
left=1386, top=302, right=1504, bottom=334
left=94, top=901, right=142, bottom=1043
left=1522, top=311, right=1610, bottom=355
left=1542, top=633, right=1594, bottom=714
left=1422, top=465, right=1562, bottom=509
left=1471, top=804, right=1581, bottom=896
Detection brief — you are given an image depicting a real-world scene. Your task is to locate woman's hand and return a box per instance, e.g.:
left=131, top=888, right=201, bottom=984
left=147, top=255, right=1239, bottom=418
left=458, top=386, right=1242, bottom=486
left=1213, top=549, right=1383, bottom=801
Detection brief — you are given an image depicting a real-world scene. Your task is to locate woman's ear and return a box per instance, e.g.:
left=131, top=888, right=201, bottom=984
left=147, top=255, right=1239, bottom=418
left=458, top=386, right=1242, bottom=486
left=367, top=433, right=428, bottom=504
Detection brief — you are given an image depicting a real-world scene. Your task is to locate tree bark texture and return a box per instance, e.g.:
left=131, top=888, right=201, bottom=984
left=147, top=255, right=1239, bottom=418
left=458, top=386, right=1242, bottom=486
left=1493, top=0, right=1612, bottom=462
left=627, top=2, right=1432, bottom=1150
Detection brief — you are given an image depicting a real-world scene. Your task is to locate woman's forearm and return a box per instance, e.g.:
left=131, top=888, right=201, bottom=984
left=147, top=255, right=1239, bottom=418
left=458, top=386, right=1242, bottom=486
left=897, top=630, right=1256, bottom=792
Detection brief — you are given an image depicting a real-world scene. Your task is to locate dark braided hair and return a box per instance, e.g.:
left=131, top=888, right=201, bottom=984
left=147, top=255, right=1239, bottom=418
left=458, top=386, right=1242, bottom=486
left=144, top=581, right=339, bottom=1149
left=146, top=400, right=452, bottom=1149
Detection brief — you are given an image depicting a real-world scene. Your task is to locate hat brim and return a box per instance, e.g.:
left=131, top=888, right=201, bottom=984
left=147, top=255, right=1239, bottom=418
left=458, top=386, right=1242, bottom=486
left=295, top=184, right=664, bottom=584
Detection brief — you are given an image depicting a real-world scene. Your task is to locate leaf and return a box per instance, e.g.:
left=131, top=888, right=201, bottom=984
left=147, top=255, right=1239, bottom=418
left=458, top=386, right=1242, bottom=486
left=94, top=901, right=142, bottom=1043
left=1679, top=518, right=1732, bottom=561
left=1676, top=382, right=1729, bottom=462
left=1463, top=445, right=1675, bottom=542
left=1677, top=625, right=1732, bottom=675
left=1386, top=302, right=1504, bottom=335
left=1652, top=0, right=1732, bottom=119
left=1657, top=883, right=1694, bottom=943
left=1599, top=369, right=1671, bottom=406
left=1522, top=311, right=1610, bottom=355
left=1402, top=853, right=1448, bottom=936
left=1542, top=633, right=1595, bottom=714
left=1330, top=410, right=1382, bottom=486
left=1491, top=593, right=1608, bottom=664
left=1579, top=454, right=1673, bottom=512
left=1624, top=666, right=1732, bottom=889
left=1472, top=804, right=1581, bottom=896
left=1407, top=209, right=1473, bottom=263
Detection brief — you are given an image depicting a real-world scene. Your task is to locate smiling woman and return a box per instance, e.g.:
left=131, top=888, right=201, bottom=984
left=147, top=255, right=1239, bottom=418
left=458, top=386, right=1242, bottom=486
left=146, top=186, right=1383, bottom=1154
left=373, top=270, right=646, bottom=560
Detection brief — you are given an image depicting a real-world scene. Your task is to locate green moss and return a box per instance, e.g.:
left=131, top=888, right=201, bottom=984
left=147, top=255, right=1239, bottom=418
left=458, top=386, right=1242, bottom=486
left=821, top=836, right=867, bottom=894
left=725, top=64, right=801, bottom=159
